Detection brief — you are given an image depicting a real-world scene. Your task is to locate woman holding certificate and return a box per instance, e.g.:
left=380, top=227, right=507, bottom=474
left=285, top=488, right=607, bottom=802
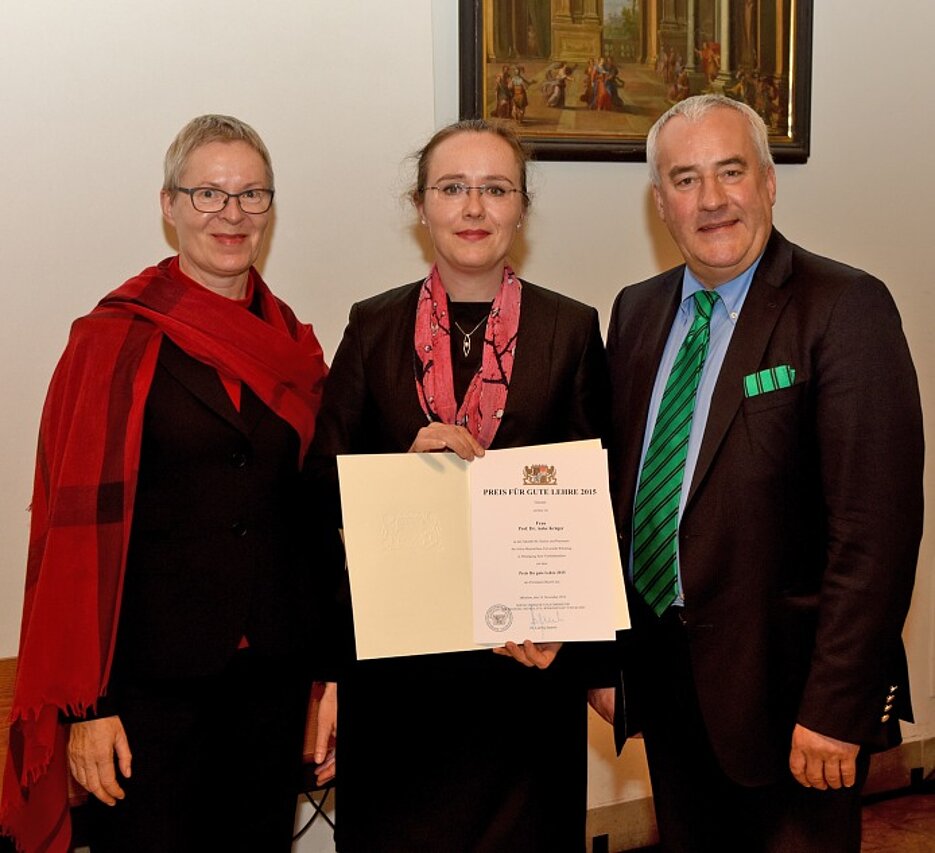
left=311, top=119, right=609, bottom=852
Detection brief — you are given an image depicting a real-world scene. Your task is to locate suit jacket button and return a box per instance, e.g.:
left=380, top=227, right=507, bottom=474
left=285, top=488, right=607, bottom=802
left=231, top=452, right=247, bottom=468
left=231, top=521, right=247, bottom=537
left=880, top=714, right=891, bottom=723
left=884, top=704, right=894, bottom=713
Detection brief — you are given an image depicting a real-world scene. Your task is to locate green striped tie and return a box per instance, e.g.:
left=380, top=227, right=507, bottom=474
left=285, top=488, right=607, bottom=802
left=633, top=289, right=719, bottom=616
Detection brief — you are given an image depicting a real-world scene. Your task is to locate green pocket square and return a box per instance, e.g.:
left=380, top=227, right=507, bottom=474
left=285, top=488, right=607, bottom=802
left=744, top=365, right=796, bottom=397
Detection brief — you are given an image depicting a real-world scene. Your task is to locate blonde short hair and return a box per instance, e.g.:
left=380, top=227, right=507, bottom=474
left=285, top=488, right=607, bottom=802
left=162, top=114, right=273, bottom=194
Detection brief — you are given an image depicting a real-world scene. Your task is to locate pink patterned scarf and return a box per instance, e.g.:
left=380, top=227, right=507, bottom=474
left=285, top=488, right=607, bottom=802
left=414, top=264, right=521, bottom=448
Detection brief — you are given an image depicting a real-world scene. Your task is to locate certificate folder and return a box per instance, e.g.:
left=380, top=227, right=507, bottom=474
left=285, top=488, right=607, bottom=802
left=337, top=440, right=628, bottom=659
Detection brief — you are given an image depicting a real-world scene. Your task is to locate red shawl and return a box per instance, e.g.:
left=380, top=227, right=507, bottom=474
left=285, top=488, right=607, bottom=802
left=0, top=257, right=327, bottom=853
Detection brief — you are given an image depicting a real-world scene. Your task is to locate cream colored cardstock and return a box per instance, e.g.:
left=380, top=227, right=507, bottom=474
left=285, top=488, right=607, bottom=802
left=337, top=440, right=628, bottom=659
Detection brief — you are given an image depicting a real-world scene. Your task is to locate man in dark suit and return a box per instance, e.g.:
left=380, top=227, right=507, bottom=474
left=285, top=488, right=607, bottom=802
left=600, top=95, right=924, bottom=850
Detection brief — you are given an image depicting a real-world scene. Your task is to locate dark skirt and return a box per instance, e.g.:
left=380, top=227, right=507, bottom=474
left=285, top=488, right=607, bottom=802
left=335, top=647, right=588, bottom=852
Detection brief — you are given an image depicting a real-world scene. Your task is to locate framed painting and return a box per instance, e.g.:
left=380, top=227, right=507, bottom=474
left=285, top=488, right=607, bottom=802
left=459, top=0, right=813, bottom=162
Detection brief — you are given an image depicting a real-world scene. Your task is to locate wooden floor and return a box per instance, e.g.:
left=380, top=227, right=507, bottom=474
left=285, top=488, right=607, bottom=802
left=861, top=790, right=935, bottom=852
left=627, top=788, right=935, bottom=852
left=2, top=789, right=932, bottom=851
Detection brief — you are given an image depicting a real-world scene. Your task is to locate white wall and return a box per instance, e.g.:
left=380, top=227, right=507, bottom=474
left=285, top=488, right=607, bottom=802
left=2, top=1, right=933, bottom=849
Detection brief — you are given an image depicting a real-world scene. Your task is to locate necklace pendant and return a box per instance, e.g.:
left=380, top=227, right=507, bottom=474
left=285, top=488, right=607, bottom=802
left=454, top=316, right=486, bottom=358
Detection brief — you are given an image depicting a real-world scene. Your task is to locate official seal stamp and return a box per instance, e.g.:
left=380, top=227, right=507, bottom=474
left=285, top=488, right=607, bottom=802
left=485, top=604, right=513, bottom=632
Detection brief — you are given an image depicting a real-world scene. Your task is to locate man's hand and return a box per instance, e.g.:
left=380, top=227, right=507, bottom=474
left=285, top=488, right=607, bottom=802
left=67, top=716, right=132, bottom=805
left=789, top=723, right=860, bottom=790
left=492, top=640, right=562, bottom=669
left=588, top=687, right=615, bottom=726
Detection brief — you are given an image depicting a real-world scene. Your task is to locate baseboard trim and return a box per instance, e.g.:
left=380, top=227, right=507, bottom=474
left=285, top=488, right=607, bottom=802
left=587, top=796, right=658, bottom=853
left=863, top=735, right=935, bottom=796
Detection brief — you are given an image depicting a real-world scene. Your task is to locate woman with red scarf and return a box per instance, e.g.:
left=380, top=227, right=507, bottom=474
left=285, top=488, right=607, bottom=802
left=1, top=115, right=334, bottom=853
left=310, top=119, right=611, bottom=852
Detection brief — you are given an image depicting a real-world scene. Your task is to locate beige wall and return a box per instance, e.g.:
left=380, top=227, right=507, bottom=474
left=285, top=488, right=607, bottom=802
left=2, top=0, right=932, bottom=846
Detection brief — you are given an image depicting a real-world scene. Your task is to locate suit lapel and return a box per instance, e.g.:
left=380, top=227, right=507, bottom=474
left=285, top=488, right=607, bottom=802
left=158, top=336, right=252, bottom=435
left=238, top=384, right=271, bottom=436
left=388, top=284, right=433, bottom=444
left=687, top=230, right=795, bottom=502
left=308, top=282, right=426, bottom=457
left=611, top=270, right=682, bottom=530
left=628, top=271, right=684, bottom=431
left=495, top=283, right=553, bottom=444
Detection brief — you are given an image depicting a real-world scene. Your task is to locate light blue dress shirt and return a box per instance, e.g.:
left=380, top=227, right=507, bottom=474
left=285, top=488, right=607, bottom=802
left=631, top=256, right=762, bottom=601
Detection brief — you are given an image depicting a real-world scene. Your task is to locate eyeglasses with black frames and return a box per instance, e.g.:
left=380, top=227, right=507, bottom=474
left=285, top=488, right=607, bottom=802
left=423, top=182, right=526, bottom=203
left=176, top=186, right=275, bottom=214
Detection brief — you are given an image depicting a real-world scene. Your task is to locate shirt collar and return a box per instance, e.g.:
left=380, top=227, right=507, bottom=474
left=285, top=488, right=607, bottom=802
left=679, top=253, right=764, bottom=324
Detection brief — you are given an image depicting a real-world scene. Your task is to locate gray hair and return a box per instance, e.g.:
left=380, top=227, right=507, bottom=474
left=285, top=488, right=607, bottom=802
left=646, top=94, right=774, bottom=186
left=162, top=114, right=274, bottom=194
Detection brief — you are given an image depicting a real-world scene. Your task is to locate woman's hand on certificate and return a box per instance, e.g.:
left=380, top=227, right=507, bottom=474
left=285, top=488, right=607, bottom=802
left=409, top=423, right=485, bottom=460
left=493, top=640, right=562, bottom=669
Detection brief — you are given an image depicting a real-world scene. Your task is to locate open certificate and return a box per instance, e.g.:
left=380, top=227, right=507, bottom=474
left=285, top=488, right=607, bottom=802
left=337, top=440, right=627, bottom=659
left=470, top=443, right=626, bottom=644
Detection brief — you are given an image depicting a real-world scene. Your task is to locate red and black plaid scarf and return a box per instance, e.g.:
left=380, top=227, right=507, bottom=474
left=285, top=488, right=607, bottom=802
left=0, top=257, right=327, bottom=853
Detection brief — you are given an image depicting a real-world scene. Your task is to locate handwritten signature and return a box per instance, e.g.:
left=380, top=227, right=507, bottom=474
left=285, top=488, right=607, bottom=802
left=529, top=608, right=563, bottom=629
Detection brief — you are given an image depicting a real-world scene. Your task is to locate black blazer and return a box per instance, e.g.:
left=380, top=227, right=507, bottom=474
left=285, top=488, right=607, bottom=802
left=607, top=229, right=924, bottom=785
left=109, top=337, right=329, bottom=687
left=312, top=278, right=610, bottom=460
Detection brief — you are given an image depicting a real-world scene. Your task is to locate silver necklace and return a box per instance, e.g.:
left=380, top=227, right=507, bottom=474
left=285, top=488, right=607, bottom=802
left=453, top=317, right=487, bottom=357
